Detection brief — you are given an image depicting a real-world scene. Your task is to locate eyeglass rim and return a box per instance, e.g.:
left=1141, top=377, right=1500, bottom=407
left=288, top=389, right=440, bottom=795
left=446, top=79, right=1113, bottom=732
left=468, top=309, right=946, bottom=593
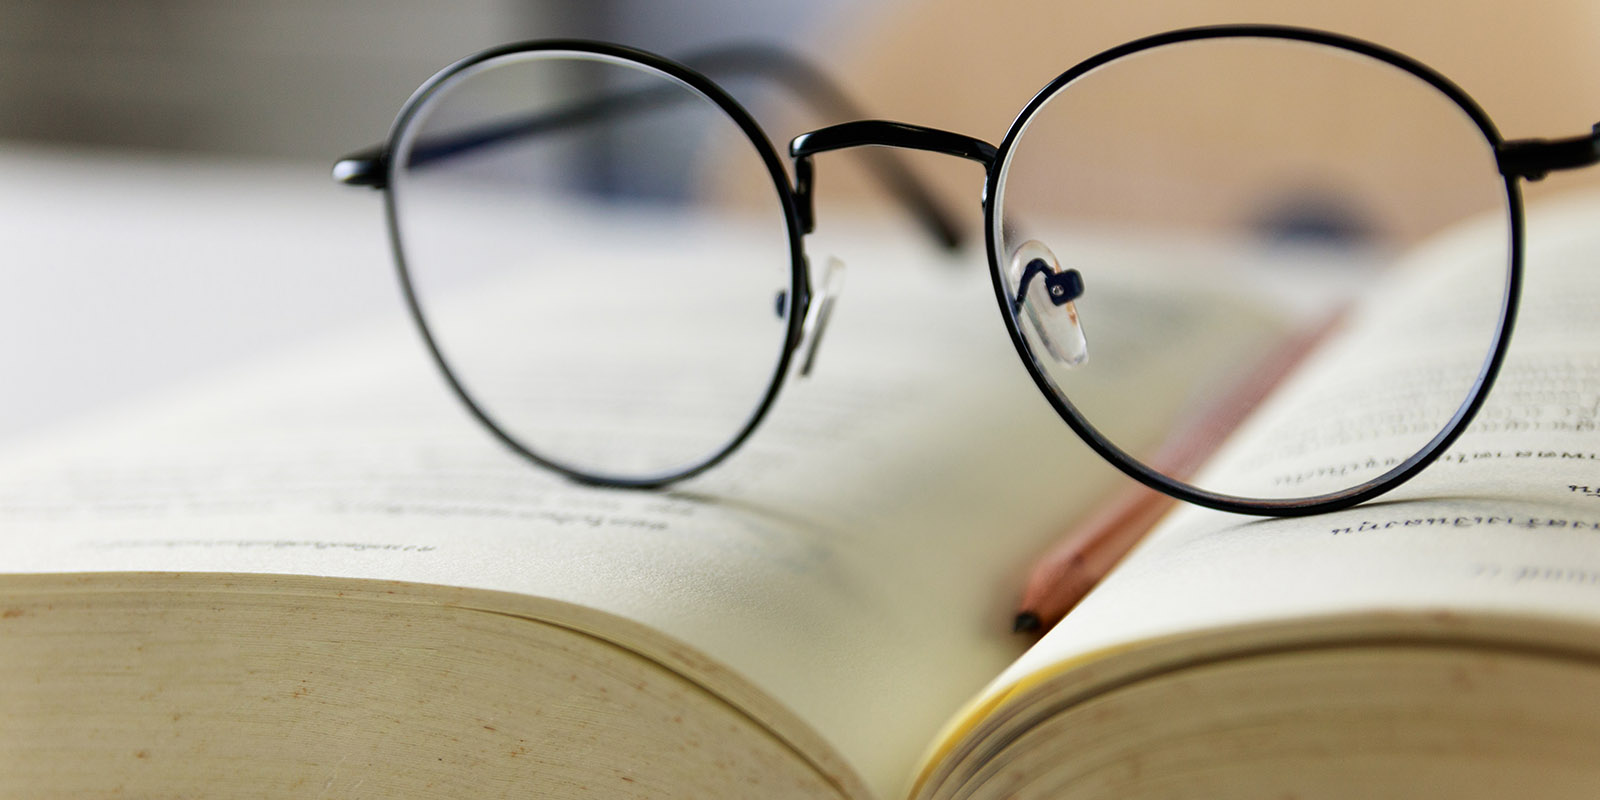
left=982, top=23, right=1526, bottom=517
left=371, top=26, right=1530, bottom=513
left=379, top=39, right=811, bottom=488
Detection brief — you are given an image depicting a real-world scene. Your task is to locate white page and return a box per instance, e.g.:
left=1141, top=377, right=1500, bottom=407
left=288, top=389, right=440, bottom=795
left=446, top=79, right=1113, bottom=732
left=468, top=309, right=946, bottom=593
left=0, top=151, right=1283, bottom=798
left=945, top=192, right=1600, bottom=761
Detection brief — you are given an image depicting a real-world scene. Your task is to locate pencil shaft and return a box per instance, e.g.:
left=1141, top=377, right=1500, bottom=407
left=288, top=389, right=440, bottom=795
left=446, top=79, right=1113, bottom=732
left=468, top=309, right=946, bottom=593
left=1015, top=485, right=1172, bottom=628
left=1015, top=316, right=1340, bottom=632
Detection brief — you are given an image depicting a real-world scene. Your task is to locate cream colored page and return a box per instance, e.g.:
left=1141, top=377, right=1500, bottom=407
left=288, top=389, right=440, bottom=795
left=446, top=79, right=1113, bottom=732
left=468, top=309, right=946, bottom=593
left=0, top=197, right=1124, bottom=799
left=0, top=153, right=1280, bottom=796
left=970, top=191, right=1600, bottom=710
left=0, top=250, right=932, bottom=799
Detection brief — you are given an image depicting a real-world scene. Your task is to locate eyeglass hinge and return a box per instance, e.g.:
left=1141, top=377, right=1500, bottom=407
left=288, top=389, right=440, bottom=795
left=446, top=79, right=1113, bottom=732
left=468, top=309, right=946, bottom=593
left=1496, top=123, right=1600, bottom=181
left=332, top=147, right=389, bottom=189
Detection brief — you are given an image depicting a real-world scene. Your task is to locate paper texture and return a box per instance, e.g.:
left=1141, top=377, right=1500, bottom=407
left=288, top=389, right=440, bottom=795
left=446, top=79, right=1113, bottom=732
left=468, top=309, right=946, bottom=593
left=0, top=157, right=1188, bottom=796
left=920, top=192, right=1600, bottom=797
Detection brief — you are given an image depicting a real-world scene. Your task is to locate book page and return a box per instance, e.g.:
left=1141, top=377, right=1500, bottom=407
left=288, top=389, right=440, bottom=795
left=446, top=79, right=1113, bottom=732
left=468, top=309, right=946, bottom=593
left=922, top=190, right=1600, bottom=794
left=0, top=154, right=1284, bottom=800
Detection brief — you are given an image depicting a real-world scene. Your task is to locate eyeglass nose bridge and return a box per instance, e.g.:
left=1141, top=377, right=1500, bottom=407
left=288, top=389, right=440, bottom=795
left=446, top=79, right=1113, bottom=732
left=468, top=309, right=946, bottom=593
left=789, top=120, right=998, bottom=235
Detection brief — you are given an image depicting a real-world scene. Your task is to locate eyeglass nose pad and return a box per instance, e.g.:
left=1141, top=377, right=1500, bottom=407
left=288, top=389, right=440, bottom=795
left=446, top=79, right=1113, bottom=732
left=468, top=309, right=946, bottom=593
left=798, top=255, right=846, bottom=377
left=1009, top=240, right=1088, bottom=368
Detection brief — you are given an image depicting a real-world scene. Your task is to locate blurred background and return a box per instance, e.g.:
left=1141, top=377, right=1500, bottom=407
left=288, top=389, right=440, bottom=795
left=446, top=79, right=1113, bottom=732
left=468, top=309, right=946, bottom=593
left=4, top=0, right=1597, bottom=165
left=0, top=0, right=889, bottom=446
left=2, top=0, right=1598, bottom=448
left=0, top=0, right=878, bottom=161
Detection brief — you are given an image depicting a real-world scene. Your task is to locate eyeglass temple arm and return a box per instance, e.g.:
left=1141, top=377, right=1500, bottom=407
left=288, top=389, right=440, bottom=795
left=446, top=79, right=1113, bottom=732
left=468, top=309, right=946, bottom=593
left=686, top=46, right=967, bottom=249
left=1497, top=123, right=1600, bottom=181
left=332, top=44, right=967, bottom=250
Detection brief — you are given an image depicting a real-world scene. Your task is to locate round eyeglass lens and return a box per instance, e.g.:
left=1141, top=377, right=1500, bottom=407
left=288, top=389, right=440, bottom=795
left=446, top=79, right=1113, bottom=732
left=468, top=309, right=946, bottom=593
left=993, top=34, right=1512, bottom=506
left=386, top=49, right=797, bottom=484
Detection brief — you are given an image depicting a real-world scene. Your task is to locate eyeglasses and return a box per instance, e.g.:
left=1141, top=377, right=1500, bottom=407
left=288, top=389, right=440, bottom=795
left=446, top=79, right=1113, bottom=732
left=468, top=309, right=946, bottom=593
left=335, top=24, right=1599, bottom=516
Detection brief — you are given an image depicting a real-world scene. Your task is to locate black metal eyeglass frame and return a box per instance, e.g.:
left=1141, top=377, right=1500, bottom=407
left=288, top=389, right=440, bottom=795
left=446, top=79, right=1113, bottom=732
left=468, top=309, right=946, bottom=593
left=336, top=24, right=1600, bottom=517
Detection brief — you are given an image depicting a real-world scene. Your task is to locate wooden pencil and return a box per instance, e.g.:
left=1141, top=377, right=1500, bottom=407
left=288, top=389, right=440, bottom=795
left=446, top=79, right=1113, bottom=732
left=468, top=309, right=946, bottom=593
left=1014, top=314, right=1341, bottom=634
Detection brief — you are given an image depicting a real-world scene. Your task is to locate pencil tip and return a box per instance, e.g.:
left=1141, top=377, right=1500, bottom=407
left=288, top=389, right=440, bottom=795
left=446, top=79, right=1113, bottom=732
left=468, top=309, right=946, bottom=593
left=1012, top=611, right=1042, bottom=634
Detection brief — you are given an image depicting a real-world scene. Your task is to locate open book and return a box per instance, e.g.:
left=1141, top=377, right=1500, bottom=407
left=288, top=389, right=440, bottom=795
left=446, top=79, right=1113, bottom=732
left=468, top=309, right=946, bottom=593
left=3, top=152, right=1598, bottom=798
